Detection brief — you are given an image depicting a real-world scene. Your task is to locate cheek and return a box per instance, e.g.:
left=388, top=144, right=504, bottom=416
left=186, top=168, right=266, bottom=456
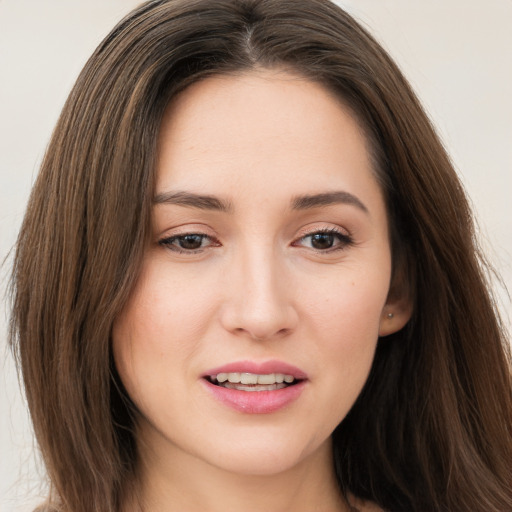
left=112, top=253, right=237, bottom=419
left=301, top=258, right=391, bottom=408
left=315, top=281, right=385, bottom=375
left=304, top=259, right=391, bottom=338
left=111, top=262, right=211, bottom=402
left=114, top=258, right=214, bottom=347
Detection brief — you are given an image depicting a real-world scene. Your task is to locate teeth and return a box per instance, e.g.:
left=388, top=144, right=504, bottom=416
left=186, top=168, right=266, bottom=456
left=240, top=373, right=258, bottom=384
left=257, top=374, right=276, bottom=385
left=211, top=372, right=296, bottom=386
left=222, top=382, right=288, bottom=391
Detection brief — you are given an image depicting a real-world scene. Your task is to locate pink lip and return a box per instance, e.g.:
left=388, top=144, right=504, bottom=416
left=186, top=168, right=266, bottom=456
left=201, top=360, right=308, bottom=414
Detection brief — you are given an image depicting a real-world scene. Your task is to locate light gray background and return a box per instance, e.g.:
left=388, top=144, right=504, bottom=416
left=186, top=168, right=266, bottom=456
left=1, top=1, right=511, bottom=510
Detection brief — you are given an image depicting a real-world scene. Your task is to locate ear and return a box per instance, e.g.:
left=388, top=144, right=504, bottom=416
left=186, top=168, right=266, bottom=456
left=378, top=281, right=413, bottom=337
left=378, top=298, right=413, bottom=337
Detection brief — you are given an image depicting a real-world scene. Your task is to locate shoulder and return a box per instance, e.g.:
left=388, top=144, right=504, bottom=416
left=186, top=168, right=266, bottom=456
left=348, top=494, right=386, bottom=512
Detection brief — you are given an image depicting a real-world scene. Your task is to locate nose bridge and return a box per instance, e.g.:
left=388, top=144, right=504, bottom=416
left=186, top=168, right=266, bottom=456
left=221, top=239, right=297, bottom=340
left=244, top=242, right=282, bottom=307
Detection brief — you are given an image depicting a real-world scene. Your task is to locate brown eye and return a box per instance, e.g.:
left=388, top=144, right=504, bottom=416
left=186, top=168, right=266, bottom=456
left=295, top=229, right=353, bottom=252
left=310, top=233, right=336, bottom=250
left=178, top=234, right=205, bottom=250
left=159, top=233, right=216, bottom=253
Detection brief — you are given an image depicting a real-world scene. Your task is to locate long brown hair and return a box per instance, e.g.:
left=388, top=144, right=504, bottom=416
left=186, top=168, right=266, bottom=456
left=9, top=1, right=512, bottom=511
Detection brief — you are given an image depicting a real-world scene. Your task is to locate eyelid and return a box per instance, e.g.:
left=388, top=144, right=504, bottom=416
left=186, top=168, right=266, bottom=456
left=157, top=224, right=221, bottom=255
left=156, top=222, right=216, bottom=238
left=156, top=223, right=354, bottom=255
left=158, top=233, right=220, bottom=255
left=294, top=223, right=351, bottom=239
left=292, top=225, right=354, bottom=253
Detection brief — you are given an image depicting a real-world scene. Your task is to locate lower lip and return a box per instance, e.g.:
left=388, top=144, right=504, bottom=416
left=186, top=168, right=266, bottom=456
left=202, top=379, right=307, bottom=414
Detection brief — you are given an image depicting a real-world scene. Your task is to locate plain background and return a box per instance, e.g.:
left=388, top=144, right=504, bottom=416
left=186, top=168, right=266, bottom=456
left=1, top=1, right=511, bottom=510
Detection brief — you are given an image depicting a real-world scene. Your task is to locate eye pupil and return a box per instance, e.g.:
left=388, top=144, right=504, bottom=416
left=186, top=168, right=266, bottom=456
left=311, top=233, right=334, bottom=250
left=179, top=234, right=204, bottom=250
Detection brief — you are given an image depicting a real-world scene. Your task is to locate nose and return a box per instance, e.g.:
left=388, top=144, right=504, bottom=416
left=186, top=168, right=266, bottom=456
left=219, top=246, right=298, bottom=341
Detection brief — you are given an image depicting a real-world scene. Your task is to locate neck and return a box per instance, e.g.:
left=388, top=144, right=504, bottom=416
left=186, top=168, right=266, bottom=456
left=125, top=431, right=348, bottom=512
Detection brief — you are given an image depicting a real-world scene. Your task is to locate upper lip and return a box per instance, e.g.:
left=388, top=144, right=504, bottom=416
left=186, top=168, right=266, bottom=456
left=202, top=360, right=308, bottom=379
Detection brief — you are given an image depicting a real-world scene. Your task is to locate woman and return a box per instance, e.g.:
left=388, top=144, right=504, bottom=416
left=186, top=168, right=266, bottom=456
left=9, top=0, right=512, bottom=511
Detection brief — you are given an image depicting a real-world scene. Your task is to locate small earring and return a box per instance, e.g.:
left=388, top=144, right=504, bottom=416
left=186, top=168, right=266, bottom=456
left=387, top=313, right=394, bottom=319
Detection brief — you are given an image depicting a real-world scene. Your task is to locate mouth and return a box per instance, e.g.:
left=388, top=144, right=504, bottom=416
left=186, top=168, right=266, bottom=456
left=206, top=372, right=301, bottom=392
left=201, top=361, right=307, bottom=413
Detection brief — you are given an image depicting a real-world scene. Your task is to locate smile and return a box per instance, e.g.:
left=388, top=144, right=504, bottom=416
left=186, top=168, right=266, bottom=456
left=208, top=372, right=297, bottom=391
left=202, top=362, right=307, bottom=414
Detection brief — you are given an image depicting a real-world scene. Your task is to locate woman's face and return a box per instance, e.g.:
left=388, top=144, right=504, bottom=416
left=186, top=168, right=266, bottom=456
left=112, top=69, right=409, bottom=479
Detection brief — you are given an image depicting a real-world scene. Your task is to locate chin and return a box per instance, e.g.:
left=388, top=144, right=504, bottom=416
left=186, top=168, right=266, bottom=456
left=190, top=428, right=332, bottom=477
left=205, top=448, right=312, bottom=477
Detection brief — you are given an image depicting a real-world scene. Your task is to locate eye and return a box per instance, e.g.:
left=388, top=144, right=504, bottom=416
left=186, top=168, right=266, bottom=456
left=294, top=228, right=353, bottom=252
left=158, top=233, right=218, bottom=254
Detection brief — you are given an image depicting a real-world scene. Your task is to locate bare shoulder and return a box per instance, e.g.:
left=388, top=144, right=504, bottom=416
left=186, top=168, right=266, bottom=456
left=348, top=494, right=386, bottom=512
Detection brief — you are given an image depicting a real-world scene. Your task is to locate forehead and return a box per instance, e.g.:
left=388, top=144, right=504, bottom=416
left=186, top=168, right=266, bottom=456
left=156, top=69, right=383, bottom=215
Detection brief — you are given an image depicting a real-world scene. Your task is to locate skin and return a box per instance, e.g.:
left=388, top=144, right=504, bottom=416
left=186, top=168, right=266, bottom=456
left=112, top=68, right=411, bottom=512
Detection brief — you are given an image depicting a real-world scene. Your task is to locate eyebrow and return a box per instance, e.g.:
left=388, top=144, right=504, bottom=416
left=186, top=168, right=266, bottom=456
left=291, top=191, right=368, bottom=213
left=153, top=191, right=233, bottom=212
left=152, top=189, right=368, bottom=214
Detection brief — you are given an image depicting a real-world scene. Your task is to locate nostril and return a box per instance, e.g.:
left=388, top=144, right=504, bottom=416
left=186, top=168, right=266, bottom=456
left=219, top=290, right=298, bottom=341
left=232, top=327, right=292, bottom=342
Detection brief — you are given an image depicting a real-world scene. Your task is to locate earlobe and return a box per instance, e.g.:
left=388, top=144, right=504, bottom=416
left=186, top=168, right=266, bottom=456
left=380, top=249, right=414, bottom=337
left=378, top=299, right=413, bottom=337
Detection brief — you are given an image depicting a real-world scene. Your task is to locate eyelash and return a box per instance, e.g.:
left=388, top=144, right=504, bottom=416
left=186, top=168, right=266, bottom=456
left=158, top=233, right=219, bottom=254
left=158, top=228, right=353, bottom=255
left=294, top=228, right=353, bottom=253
